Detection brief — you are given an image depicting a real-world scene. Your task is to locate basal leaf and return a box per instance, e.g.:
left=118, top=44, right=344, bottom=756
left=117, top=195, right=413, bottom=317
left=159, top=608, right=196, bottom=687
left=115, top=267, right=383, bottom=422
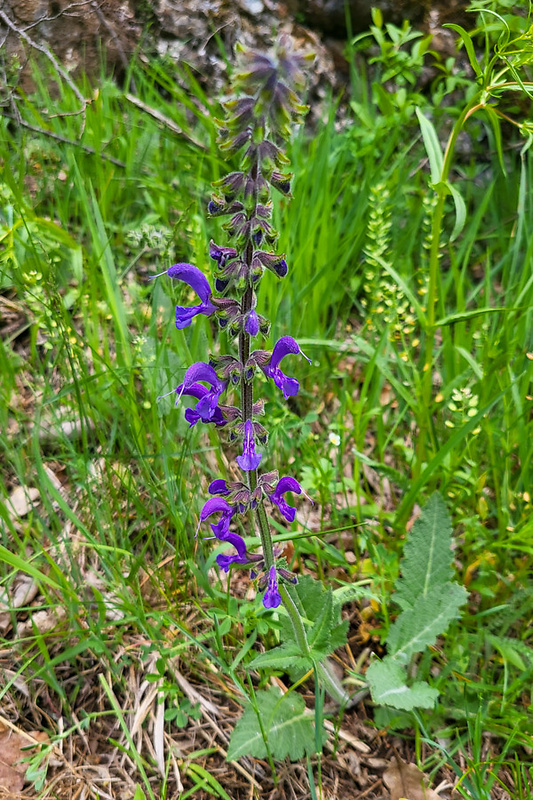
left=367, top=658, right=438, bottom=710
left=394, top=493, right=454, bottom=610
left=387, top=582, right=467, bottom=662
left=248, top=644, right=311, bottom=672
left=328, top=619, right=349, bottom=652
left=307, top=588, right=333, bottom=652
left=227, top=686, right=319, bottom=762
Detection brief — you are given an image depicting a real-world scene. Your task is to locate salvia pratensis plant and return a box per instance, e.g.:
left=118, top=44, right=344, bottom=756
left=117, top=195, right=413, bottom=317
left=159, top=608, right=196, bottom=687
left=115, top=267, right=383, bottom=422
left=153, top=37, right=311, bottom=603
left=152, top=38, right=351, bottom=718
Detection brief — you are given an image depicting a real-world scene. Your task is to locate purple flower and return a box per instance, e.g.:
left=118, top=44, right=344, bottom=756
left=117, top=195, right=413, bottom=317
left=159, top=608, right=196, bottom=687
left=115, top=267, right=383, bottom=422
left=198, top=497, right=236, bottom=539
left=260, top=336, right=311, bottom=399
left=268, top=476, right=302, bottom=523
left=209, top=240, right=238, bottom=268
left=263, top=566, right=282, bottom=609
left=150, top=263, right=216, bottom=330
left=180, top=363, right=227, bottom=423
left=176, top=383, right=226, bottom=427
left=208, top=479, right=230, bottom=496
left=244, top=309, right=260, bottom=336
left=216, top=531, right=248, bottom=572
left=236, top=419, right=262, bottom=471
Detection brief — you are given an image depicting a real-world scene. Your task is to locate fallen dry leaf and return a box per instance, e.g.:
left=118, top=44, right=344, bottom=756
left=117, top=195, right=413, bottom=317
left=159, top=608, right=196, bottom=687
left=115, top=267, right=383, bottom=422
left=383, top=756, right=441, bottom=800
left=0, top=723, right=48, bottom=793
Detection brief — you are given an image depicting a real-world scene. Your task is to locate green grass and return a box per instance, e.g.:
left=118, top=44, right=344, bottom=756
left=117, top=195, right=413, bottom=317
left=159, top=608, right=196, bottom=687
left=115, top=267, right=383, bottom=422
left=1, top=15, right=533, bottom=798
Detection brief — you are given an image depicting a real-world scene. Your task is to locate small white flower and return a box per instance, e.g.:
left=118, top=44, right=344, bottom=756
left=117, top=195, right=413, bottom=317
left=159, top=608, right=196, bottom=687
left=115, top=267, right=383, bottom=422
left=328, top=432, right=341, bottom=447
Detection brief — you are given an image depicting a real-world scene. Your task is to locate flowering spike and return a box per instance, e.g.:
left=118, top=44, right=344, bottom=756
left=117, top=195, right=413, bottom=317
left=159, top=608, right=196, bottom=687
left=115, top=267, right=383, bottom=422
left=156, top=39, right=312, bottom=622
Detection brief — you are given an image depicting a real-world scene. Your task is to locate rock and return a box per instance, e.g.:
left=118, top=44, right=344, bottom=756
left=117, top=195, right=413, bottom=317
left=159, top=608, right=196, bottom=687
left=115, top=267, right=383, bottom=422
left=293, top=0, right=472, bottom=36
left=1, top=0, right=142, bottom=90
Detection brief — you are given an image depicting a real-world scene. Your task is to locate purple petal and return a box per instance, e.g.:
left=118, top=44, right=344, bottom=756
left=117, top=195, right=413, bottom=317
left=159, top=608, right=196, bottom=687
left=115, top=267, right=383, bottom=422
left=209, top=241, right=238, bottom=267
left=263, top=566, right=282, bottom=609
left=270, top=336, right=301, bottom=370
left=182, top=363, right=219, bottom=389
left=269, top=477, right=303, bottom=523
left=175, top=304, right=208, bottom=330
left=209, top=479, right=230, bottom=496
left=221, top=531, right=247, bottom=556
left=236, top=420, right=262, bottom=472
left=261, top=336, right=310, bottom=399
left=217, top=552, right=248, bottom=572
left=244, top=310, right=260, bottom=336
left=166, top=263, right=212, bottom=304
left=200, top=497, right=233, bottom=521
left=274, top=476, right=302, bottom=496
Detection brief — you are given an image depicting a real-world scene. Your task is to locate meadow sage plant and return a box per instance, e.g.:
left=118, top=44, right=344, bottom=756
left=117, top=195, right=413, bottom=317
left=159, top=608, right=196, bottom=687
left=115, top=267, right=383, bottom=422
left=154, top=41, right=321, bottom=616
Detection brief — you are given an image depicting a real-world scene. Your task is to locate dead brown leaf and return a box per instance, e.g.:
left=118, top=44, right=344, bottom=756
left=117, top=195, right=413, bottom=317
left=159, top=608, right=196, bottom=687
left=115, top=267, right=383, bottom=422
left=383, top=756, right=441, bottom=800
left=0, top=723, right=41, bottom=794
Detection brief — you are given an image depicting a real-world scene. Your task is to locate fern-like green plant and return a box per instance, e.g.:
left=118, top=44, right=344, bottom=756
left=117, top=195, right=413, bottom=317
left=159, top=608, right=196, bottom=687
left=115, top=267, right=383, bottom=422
left=366, top=493, right=468, bottom=710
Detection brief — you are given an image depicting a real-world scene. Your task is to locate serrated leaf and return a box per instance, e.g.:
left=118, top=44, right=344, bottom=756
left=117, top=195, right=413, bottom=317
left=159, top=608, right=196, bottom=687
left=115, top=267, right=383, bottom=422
left=367, top=659, right=438, bottom=710
left=308, top=588, right=333, bottom=652
left=292, top=575, right=325, bottom=617
left=281, top=576, right=347, bottom=659
left=388, top=582, right=467, bottom=662
left=328, top=619, right=349, bottom=652
left=227, top=686, right=320, bottom=762
left=248, top=644, right=311, bottom=672
left=395, top=493, right=454, bottom=610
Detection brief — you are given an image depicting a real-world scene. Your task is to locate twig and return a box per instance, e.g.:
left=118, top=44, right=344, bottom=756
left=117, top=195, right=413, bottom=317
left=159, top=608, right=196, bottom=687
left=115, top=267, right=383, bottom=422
left=125, top=92, right=208, bottom=151
left=22, top=0, right=94, bottom=31
left=0, top=4, right=88, bottom=130
left=3, top=115, right=127, bottom=167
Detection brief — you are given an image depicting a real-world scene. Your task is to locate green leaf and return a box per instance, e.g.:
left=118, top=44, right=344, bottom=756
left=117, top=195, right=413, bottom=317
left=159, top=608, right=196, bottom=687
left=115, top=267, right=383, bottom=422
left=387, top=582, right=468, bottom=662
left=328, top=619, right=350, bottom=652
left=448, top=182, right=467, bottom=242
left=0, top=544, right=61, bottom=591
left=483, top=105, right=506, bottom=175
left=366, top=658, right=438, bottom=710
left=444, top=24, right=482, bottom=78
left=227, top=687, right=319, bottom=762
left=308, top=588, right=333, bottom=652
left=394, top=493, right=454, bottom=610
left=416, top=108, right=443, bottom=184
left=248, top=643, right=311, bottom=672
left=133, top=788, right=147, bottom=800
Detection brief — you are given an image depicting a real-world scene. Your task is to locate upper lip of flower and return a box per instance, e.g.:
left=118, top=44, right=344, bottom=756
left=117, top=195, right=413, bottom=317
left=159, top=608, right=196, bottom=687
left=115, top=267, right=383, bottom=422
left=150, top=263, right=216, bottom=329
